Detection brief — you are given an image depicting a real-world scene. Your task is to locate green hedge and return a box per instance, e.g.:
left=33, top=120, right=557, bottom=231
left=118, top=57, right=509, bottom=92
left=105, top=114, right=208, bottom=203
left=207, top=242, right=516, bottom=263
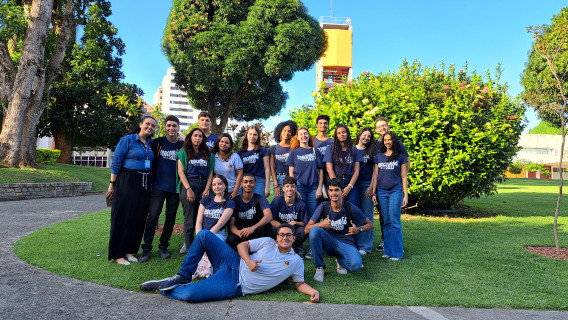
left=36, top=149, right=61, bottom=165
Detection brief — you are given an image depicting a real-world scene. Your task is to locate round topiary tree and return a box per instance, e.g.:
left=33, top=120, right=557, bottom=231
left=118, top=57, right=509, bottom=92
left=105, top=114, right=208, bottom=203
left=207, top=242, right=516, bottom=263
left=291, top=60, right=525, bottom=208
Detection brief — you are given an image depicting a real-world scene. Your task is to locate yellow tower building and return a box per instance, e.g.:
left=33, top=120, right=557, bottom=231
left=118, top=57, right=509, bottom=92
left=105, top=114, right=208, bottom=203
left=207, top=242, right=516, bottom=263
left=316, top=17, right=353, bottom=92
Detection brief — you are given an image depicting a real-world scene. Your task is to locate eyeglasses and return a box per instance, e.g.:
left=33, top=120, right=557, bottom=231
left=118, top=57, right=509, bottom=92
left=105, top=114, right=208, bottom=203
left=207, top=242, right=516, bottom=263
left=277, top=233, right=294, bottom=239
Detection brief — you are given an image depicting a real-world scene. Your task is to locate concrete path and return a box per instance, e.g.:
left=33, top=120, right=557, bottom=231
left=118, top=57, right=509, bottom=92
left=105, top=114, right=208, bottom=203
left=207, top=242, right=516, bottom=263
left=0, top=194, right=567, bottom=320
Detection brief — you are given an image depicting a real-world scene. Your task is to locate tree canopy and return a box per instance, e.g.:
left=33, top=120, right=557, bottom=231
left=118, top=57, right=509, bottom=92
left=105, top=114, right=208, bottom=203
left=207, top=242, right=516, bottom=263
left=528, top=120, right=563, bottom=135
left=521, top=7, right=568, bottom=128
left=162, top=0, right=326, bottom=134
left=292, top=61, right=525, bottom=208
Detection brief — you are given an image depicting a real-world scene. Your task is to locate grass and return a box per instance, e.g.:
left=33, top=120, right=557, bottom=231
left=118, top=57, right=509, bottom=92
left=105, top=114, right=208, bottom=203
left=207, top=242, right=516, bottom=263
left=0, top=163, right=110, bottom=191
left=13, top=179, right=568, bottom=310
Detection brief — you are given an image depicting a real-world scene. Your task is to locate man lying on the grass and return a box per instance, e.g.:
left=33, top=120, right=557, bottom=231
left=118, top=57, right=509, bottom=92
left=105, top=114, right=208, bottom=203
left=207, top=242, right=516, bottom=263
left=140, top=223, right=319, bottom=303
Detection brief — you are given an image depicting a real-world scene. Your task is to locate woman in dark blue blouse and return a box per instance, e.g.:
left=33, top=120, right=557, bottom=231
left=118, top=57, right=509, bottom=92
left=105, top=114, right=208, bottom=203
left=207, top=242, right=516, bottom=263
left=237, top=126, right=270, bottom=197
left=269, top=120, right=297, bottom=197
left=106, top=116, right=157, bottom=265
left=354, top=127, right=377, bottom=255
left=196, top=174, right=236, bottom=242
left=177, top=128, right=213, bottom=253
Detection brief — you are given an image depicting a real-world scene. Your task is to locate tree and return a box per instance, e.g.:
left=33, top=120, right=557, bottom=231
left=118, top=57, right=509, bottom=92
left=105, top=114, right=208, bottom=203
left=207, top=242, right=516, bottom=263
left=522, top=7, right=568, bottom=249
left=162, top=0, right=326, bottom=135
left=292, top=61, right=525, bottom=209
left=528, top=120, right=563, bottom=135
left=0, top=0, right=78, bottom=168
left=38, top=2, right=143, bottom=163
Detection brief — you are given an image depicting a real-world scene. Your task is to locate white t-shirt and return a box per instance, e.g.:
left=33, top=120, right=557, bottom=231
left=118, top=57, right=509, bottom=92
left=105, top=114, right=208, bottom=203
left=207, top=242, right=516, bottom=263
left=239, top=237, right=304, bottom=295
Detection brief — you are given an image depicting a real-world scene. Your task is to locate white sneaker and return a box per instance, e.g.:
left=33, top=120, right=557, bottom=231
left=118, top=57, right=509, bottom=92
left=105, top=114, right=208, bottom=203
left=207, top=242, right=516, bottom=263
left=358, top=249, right=367, bottom=256
left=382, top=254, right=390, bottom=258
left=314, top=267, right=325, bottom=282
left=336, top=259, right=347, bottom=275
left=389, top=257, right=400, bottom=261
left=180, top=243, right=187, bottom=254
left=127, top=256, right=138, bottom=262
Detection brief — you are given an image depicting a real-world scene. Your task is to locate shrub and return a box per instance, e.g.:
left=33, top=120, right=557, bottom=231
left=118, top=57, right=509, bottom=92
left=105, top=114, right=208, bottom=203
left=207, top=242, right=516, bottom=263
left=36, top=149, right=61, bottom=165
left=291, top=60, right=525, bottom=208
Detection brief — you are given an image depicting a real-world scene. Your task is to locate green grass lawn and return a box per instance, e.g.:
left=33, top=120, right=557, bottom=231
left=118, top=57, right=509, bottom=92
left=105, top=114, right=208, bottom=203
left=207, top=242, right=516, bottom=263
left=0, top=163, right=110, bottom=191
left=13, top=179, right=568, bottom=310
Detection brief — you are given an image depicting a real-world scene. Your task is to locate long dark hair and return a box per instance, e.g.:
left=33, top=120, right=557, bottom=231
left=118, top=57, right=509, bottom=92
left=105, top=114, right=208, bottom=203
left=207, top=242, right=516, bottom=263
left=355, top=127, right=376, bottom=160
left=380, top=131, right=402, bottom=163
left=183, top=128, right=210, bottom=161
left=212, top=174, right=229, bottom=205
left=211, top=133, right=234, bottom=160
left=240, top=126, right=261, bottom=151
left=274, top=120, right=298, bottom=144
left=331, top=124, right=354, bottom=176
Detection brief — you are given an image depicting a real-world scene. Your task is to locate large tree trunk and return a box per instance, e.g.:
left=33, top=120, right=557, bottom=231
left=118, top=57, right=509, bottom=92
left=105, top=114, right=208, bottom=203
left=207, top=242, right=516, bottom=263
left=54, top=125, right=73, bottom=163
left=0, top=0, right=53, bottom=168
left=0, top=0, right=76, bottom=168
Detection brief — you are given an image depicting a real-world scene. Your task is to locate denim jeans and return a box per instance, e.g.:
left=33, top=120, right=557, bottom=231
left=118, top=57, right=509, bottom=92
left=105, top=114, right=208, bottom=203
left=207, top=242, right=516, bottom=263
left=180, top=177, right=207, bottom=249
left=308, top=226, right=362, bottom=271
left=163, top=230, right=242, bottom=302
left=254, top=175, right=266, bottom=196
left=142, top=189, right=179, bottom=252
left=336, top=175, right=359, bottom=208
left=297, top=181, right=319, bottom=219
left=377, top=183, right=404, bottom=259
left=273, top=174, right=287, bottom=194
left=355, top=180, right=375, bottom=253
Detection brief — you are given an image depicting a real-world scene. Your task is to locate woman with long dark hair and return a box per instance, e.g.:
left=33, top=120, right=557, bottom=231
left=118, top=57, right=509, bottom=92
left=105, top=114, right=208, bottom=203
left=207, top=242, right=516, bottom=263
left=177, top=128, right=214, bottom=253
left=238, top=126, right=270, bottom=197
left=211, top=133, right=243, bottom=198
left=354, top=127, right=377, bottom=255
left=106, top=115, right=157, bottom=265
left=195, top=174, right=235, bottom=241
left=323, top=124, right=361, bottom=206
left=269, top=120, right=297, bottom=197
left=286, top=127, right=324, bottom=218
left=372, top=131, right=408, bottom=261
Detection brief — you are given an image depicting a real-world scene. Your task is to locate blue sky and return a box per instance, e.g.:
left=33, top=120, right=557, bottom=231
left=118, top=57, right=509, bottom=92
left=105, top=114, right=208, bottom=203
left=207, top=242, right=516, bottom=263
left=110, top=0, right=567, bottom=131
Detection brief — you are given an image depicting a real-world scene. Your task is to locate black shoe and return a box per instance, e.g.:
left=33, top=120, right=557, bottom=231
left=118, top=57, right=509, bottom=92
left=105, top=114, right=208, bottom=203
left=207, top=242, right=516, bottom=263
left=295, top=247, right=305, bottom=258
left=305, top=248, right=313, bottom=260
left=376, top=241, right=384, bottom=252
left=159, top=248, right=171, bottom=259
left=140, top=278, right=169, bottom=291
left=139, top=251, right=151, bottom=263
left=158, top=274, right=191, bottom=291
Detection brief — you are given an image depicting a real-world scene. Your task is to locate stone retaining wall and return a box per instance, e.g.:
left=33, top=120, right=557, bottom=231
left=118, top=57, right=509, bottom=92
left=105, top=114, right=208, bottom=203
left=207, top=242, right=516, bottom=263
left=0, top=182, right=93, bottom=201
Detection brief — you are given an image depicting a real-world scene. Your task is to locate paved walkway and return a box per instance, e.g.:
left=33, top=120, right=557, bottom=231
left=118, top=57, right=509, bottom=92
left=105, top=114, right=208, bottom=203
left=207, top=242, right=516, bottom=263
left=0, top=194, right=567, bottom=320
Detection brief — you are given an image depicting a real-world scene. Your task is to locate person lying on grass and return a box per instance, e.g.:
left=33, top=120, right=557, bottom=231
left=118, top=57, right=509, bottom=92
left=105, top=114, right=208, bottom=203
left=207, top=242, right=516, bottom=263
left=140, top=224, right=319, bottom=303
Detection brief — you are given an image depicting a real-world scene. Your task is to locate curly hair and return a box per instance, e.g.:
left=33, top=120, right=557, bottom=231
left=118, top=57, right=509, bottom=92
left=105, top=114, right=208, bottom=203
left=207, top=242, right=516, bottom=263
left=290, top=127, right=314, bottom=149
left=211, top=133, right=234, bottom=160
left=274, top=120, right=298, bottom=143
left=380, top=131, right=402, bottom=163
left=355, top=127, right=377, bottom=160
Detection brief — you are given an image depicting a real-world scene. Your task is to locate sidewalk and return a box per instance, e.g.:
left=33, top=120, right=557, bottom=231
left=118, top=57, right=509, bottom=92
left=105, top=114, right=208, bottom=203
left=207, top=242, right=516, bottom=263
left=0, top=194, right=566, bottom=320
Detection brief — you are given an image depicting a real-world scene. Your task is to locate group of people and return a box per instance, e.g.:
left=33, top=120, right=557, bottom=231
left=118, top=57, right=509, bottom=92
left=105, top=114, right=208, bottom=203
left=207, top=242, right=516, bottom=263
left=106, top=111, right=409, bottom=303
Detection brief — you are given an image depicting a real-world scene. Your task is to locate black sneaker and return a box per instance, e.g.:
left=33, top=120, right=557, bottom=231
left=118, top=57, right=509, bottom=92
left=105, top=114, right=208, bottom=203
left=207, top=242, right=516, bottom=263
left=140, top=278, right=169, bottom=291
left=139, top=251, right=151, bottom=263
left=376, top=241, right=384, bottom=252
left=158, top=274, right=191, bottom=291
left=305, top=248, right=313, bottom=260
left=159, top=248, right=171, bottom=259
left=295, top=247, right=305, bottom=258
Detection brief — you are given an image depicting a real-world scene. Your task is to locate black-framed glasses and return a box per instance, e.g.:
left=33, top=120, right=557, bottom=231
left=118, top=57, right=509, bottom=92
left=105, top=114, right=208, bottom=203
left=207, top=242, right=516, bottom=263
left=277, top=233, right=294, bottom=239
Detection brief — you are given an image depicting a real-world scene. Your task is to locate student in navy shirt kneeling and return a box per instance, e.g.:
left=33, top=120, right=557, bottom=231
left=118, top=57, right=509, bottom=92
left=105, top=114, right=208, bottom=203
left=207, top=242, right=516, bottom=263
left=306, top=178, right=374, bottom=282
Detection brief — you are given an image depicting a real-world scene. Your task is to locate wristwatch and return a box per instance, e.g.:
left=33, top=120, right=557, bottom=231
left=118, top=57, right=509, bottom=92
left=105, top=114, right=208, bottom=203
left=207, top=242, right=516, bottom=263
left=359, top=227, right=364, bottom=233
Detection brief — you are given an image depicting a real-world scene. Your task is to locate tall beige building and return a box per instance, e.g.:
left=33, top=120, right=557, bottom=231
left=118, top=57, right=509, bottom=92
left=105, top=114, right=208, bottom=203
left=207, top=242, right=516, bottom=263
left=154, top=67, right=200, bottom=132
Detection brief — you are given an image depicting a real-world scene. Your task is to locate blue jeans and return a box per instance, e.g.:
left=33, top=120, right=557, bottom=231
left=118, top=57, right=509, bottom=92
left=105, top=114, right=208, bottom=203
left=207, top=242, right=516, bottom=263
left=297, top=181, right=318, bottom=219
left=308, top=226, right=362, bottom=271
left=336, top=175, right=359, bottom=208
left=163, top=230, right=242, bottom=302
left=254, top=175, right=266, bottom=196
left=273, top=174, right=287, bottom=194
left=355, top=180, right=374, bottom=253
left=377, top=184, right=404, bottom=259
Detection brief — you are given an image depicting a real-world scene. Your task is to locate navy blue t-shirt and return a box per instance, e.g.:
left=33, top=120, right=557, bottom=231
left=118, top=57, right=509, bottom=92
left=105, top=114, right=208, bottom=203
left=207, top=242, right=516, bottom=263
left=233, top=194, right=271, bottom=229
left=270, top=195, right=309, bottom=224
left=285, top=147, right=323, bottom=187
left=377, top=139, right=409, bottom=157
left=269, top=144, right=291, bottom=175
left=206, top=133, right=219, bottom=150
left=374, top=152, right=408, bottom=190
left=151, top=137, right=183, bottom=193
left=238, top=146, right=269, bottom=178
left=200, top=196, right=236, bottom=231
left=186, top=154, right=209, bottom=179
left=354, top=147, right=374, bottom=183
left=313, top=138, right=333, bottom=158
left=323, top=146, right=362, bottom=177
left=310, top=201, right=367, bottom=247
